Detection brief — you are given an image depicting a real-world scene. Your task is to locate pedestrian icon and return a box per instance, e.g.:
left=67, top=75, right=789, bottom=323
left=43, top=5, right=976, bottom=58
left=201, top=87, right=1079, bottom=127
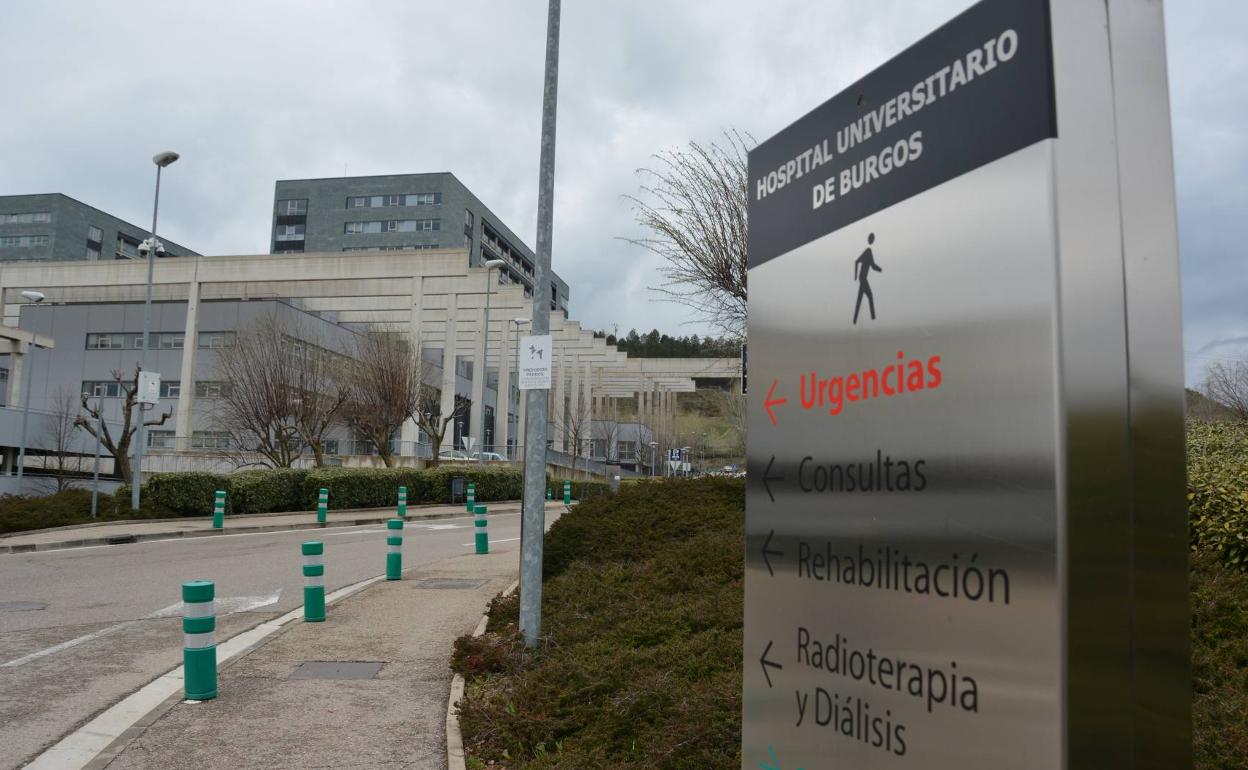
left=529, top=345, right=544, bottom=360
left=853, top=232, right=882, bottom=325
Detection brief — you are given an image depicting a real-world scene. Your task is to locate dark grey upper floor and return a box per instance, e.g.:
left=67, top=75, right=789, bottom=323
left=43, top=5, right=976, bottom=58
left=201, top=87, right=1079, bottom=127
left=0, top=193, right=198, bottom=264
left=270, top=173, right=570, bottom=316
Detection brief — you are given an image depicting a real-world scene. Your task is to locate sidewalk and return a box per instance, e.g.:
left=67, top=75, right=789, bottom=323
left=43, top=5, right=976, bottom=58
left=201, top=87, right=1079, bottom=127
left=96, top=544, right=521, bottom=770
left=0, top=500, right=545, bottom=554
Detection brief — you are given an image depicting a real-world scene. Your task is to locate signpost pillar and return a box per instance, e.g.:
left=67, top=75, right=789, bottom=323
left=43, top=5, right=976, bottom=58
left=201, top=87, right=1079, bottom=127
left=743, top=1, right=1188, bottom=767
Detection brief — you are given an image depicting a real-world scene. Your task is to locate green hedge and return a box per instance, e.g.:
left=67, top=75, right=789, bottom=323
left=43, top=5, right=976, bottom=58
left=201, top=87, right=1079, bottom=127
left=1188, top=421, right=1248, bottom=568
left=0, top=489, right=166, bottom=535
left=546, top=477, right=612, bottom=500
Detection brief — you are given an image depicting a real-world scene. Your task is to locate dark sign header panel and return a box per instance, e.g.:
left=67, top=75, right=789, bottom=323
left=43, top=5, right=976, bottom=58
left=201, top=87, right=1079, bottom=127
left=747, top=0, right=1055, bottom=269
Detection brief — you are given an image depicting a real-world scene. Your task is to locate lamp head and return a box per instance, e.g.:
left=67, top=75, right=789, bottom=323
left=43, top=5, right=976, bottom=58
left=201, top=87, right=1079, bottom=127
left=20, top=290, right=45, bottom=303
left=153, top=151, right=180, bottom=168
left=512, top=317, right=531, bottom=326
left=484, top=259, right=506, bottom=270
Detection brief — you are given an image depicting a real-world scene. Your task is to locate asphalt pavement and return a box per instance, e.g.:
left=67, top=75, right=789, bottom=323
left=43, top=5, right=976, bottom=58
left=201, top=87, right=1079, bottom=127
left=0, top=503, right=559, bottom=770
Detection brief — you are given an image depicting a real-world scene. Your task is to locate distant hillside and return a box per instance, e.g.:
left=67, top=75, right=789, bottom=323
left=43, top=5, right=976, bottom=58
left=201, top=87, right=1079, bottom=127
left=1187, top=388, right=1237, bottom=422
left=597, top=328, right=739, bottom=358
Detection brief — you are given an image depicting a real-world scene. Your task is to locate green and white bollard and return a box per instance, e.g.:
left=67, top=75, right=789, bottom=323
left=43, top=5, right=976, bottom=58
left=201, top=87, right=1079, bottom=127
left=212, top=490, right=225, bottom=529
left=474, top=505, right=489, bottom=555
left=546, top=487, right=552, bottom=501
left=316, top=487, right=328, bottom=524
left=386, top=519, right=403, bottom=580
left=397, top=486, right=407, bottom=517
left=563, top=480, right=572, bottom=504
left=182, top=580, right=217, bottom=701
left=466, top=482, right=476, bottom=513
left=302, top=541, right=325, bottom=622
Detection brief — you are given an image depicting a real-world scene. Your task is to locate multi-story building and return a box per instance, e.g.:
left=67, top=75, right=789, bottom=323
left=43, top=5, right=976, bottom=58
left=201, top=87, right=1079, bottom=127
left=269, top=173, right=570, bottom=316
left=0, top=193, right=198, bottom=263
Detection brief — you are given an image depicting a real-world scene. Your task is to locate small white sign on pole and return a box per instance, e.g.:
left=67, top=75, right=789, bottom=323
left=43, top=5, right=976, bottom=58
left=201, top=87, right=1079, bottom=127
left=137, top=371, right=161, bottom=406
left=518, top=334, right=553, bottom=390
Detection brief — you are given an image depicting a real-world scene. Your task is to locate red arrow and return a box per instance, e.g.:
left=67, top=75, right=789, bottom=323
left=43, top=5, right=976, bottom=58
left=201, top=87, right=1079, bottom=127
left=764, top=379, right=788, bottom=427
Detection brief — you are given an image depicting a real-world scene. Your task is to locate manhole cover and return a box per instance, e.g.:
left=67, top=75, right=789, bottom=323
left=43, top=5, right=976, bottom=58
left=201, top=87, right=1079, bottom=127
left=412, top=578, right=487, bottom=590
left=0, top=601, right=47, bottom=612
left=289, top=661, right=383, bottom=680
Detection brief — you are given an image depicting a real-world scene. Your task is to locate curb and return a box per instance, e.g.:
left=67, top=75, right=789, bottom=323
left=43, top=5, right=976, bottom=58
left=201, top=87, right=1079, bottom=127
left=446, top=578, right=519, bottom=770
left=0, top=504, right=533, bottom=555
left=33, top=570, right=393, bottom=770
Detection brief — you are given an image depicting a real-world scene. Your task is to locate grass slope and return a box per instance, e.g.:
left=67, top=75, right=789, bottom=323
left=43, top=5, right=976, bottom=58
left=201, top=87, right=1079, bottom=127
left=452, top=477, right=744, bottom=769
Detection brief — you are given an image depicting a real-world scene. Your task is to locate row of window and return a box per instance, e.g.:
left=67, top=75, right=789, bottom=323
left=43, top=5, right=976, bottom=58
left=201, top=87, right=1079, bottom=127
left=0, top=235, right=49, bottom=248
left=342, top=244, right=440, bottom=252
left=147, top=431, right=344, bottom=454
left=82, top=380, right=232, bottom=399
left=344, top=219, right=440, bottom=235
left=277, top=199, right=308, bottom=215
left=347, top=193, right=442, bottom=209
left=85, top=332, right=235, bottom=350
left=0, top=212, right=51, bottom=224
left=275, top=224, right=305, bottom=241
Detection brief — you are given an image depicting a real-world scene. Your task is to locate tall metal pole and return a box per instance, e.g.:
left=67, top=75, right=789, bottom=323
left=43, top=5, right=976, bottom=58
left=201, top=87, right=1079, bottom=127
left=132, top=163, right=163, bottom=510
left=15, top=341, right=37, bottom=493
left=479, top=265, right=494, bottom=464
left=90, top=415, right=103, bottom=518
left=519, top=0, right=561, bottom=648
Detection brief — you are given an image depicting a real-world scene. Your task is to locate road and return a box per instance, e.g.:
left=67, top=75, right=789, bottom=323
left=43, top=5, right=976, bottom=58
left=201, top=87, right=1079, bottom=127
left=0, top=508, right=544, bottom=769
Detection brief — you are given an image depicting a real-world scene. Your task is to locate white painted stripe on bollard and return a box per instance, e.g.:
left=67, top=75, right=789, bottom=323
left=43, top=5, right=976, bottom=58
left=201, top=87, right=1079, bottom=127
left=184, top=631, right=216, bottom=649
left=303, top=575, right=324, bottom=587
left=182, top=602, right=215, bottom=619
left=303, top=554, right=324, bottom=566
left=388, top=544, right=402, bottom=553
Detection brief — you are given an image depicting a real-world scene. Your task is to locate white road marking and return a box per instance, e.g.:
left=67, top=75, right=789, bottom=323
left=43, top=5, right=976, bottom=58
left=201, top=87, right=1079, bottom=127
left=1, top=622, right=135, bottom=668
left=3, top=592, right=284, bottom=668
left=461, top=537, right=521, bottom=547
left=425, top=524, right=463, bottom=530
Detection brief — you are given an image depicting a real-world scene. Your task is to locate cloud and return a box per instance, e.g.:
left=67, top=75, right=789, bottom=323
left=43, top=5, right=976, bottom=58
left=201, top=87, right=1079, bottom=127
left=1, top=0, right=1242, bottom=382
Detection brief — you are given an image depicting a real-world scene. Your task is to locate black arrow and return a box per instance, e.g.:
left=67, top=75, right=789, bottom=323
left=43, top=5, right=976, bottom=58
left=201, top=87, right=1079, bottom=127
left=763, top=455, right=784, bottom=503
left=762, top=529, right=784, bottom=577
left=760, top=640, right=782, bottom=688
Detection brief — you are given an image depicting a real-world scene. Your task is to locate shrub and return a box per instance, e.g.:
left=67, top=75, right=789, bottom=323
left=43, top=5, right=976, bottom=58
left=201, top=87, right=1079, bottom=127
left=1187, top=421, right=1248, bottom=568
left=545, top=477, right=612, bottom=501
left=1192, top=548, right=1248, bottom=769
left=228, top=468, right=309, bottom=515
left=141, top=472, right=231, bottom=517
left=452, top=477, right=744, bottom=769
left=0, top=490, right=96, bottom=534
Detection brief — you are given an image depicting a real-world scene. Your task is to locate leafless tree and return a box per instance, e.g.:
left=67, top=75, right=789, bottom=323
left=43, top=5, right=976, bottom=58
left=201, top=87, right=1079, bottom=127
left=625, top=129, right=753, bottom=339
left=556, top=388, right=594, bottom=475
left=212, top=315, right=303, bottom=468
left=592, top=398, right=623, bottom=464
left=44, top=386, right=84, bottom=492
left=711, top=389, right=747, bottom=456
left=284, top=328, right=351, bottom=466
left=1204, top=358, right=1248, bottom=421
left=75, top=366, right=173, bottom=484
left=346, top=331, right=425, bottom=467
left=414, top=382, right=465, bottom=468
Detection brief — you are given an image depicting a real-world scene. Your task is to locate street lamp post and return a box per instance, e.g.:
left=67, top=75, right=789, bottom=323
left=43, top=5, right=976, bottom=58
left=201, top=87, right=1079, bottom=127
left=510, top=317, right=531, bottom=462
left=648, top=440, right=658, bottom=479
left=478, top=258, right=506, bottom=464
left=15, top=290, right=46, bottom=494
left=132, top=150, right=179, bottom=510
left=90, top=415, right=103, bottom=518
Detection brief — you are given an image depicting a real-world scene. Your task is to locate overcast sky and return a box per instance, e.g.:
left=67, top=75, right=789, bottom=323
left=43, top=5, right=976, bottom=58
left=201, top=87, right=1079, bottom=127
left=1, top=1, right=1242, bottom=385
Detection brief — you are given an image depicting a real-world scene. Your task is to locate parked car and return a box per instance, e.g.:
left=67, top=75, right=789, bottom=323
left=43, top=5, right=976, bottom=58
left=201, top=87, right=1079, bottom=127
left=437, top=449, right=471, bottom=460
left=470, top=451, right=508, bottom=462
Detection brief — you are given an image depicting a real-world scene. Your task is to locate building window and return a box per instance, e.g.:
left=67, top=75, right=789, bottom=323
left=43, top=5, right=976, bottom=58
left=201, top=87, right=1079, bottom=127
left=160, top=380, right=180, bottom=398
left=322, top=439, right=339, bottom=456
left=617, top=441, right=637, bottom=460
left=87, top=225, right=103, bottom=242
left=407, top=193, right=441, bottom=206
left=148, top=430, right=176, bottom=449
left=191, top=431, right=231, bottom=450
left=344, top=219, right=439, bottom=235
left=116, top=234, right=141, bottom=259
left=195, top=381, right=231, bottom=398
left=86, top=333, right=126, bottom=350
left=277, top=199, right=307, bottom=215
left=275, top=224, right=305, bottom=241
left=198, top=332, right=236, bottom=349
left=82, top=381, right=125, bottom=398
left=0, top=212, right=52, bottom=224
left=86, top=245, right=101, bottom=260
left=158, top=333, right=184, bottom=349
left=0, top=235, right=49, bottom=248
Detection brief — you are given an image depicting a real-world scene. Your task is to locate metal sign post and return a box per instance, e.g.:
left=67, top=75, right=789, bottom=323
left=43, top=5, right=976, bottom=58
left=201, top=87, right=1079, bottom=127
left=743, top=1, right=1188, bottom=767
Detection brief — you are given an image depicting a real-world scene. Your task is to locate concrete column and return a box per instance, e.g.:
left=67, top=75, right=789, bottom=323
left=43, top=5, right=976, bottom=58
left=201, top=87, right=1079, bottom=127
left=497, top=320, right=513, bottom=454
left=469, top=304, right=487, bottom=450
left=515, top=374, right=526, bottom=461
left=440, top=293, right=459, bottom=448
left=639, top=389, right=648, bottom=425
left=581, top=361, right=592, bottom=457
left=401, top=276, right=424, bottom=453
left=552, top=346, right=565, bottom=451
left=568, top=358, right=583, bottom=456
left=6, top=342, right=25, bottom=408
left=174, top=274, right=201, bottom=450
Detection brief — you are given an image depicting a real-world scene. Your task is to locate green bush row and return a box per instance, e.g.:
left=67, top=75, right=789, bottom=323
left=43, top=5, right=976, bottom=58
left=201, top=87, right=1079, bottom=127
left=0, top=489, right=166, bottom=535
left=1187, top=421, right=1248, bottom=569
left=116, top=465, right=533, bottom=517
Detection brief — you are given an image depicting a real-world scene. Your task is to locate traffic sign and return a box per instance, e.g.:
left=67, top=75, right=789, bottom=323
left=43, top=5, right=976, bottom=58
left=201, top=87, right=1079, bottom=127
left=744, top=0, right=1188, bottom=767
left=517, top=334, right=552, bottom=390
